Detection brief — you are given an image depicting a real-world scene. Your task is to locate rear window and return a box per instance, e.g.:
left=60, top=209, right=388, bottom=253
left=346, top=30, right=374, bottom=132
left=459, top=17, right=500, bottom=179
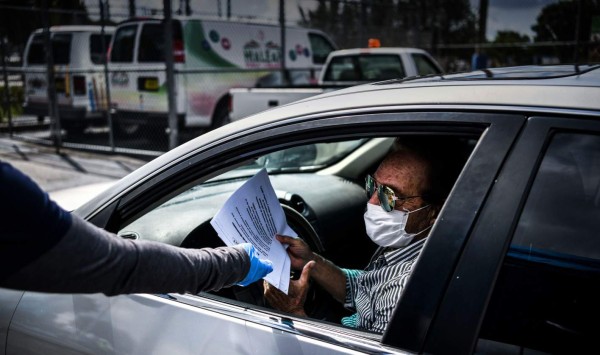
left=26, top=33, right=72, bottom=65
left=138, top=21, right=183, bottom=63
left=110, top=25, right=137, bottom=63
left=412, top=53, right=441, bottom=76
left=90, top=34, right=112, bottom=64
left=323, top=54, right=406, bottom=82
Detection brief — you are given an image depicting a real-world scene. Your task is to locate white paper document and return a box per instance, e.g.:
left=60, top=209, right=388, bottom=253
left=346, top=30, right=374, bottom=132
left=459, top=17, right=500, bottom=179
left=210, top=168, right=297, bottom=294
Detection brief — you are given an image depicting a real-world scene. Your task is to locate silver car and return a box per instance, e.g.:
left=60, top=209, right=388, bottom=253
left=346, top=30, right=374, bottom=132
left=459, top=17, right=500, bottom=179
left=2, top=65, right=600, bottom=354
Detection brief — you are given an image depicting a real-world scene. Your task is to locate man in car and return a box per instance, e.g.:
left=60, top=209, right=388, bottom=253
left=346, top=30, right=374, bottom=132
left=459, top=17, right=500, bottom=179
left=0, top=161, right=273, bottom=295
left=264, top=137, right=466, bottom=333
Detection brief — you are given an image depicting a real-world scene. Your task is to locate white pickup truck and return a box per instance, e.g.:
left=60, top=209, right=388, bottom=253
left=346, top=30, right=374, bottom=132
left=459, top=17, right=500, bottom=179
left=229, top=47, right=443, bottom=121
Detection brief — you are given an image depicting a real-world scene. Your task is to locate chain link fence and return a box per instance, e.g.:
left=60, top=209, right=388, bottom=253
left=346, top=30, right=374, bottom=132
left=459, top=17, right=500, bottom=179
left=1, top=2, right=334, bottom=156
left=1, top=1, right=599, bottom=156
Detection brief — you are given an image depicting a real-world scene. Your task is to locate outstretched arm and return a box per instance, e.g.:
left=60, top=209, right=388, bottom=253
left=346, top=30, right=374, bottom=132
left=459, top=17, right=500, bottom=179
left=1, top=161, right=271, bottom=295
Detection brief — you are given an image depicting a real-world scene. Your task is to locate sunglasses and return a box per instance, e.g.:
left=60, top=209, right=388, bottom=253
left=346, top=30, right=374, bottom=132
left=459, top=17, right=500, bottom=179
left=365, top=174, right=421, bottom=212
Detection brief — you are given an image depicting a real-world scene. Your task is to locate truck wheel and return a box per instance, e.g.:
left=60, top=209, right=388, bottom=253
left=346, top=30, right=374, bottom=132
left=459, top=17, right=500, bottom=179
left=210, top=102, right=231, bottom=130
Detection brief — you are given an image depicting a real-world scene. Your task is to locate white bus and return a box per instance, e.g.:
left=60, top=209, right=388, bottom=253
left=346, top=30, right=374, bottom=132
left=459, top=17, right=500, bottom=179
left=108, top=17, right=336, bottom=135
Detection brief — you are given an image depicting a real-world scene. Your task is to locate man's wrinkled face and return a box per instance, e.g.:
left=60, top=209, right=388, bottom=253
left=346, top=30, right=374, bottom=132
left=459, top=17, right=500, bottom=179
left=369, top=150, right=435, bottom=234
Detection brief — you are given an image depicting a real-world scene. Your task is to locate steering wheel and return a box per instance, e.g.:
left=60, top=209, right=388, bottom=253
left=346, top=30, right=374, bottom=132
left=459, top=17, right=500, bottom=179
left=180, top=203, right=331, bottom=318
left=231, top=204, right=331, bottom=317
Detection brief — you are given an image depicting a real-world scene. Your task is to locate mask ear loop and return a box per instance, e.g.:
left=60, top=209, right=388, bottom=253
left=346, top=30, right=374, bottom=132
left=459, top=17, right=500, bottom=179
left=411, top=224, right=433, bottom=239
left=404, top=204, right=434, bottom=240
left=403, top=204, right=431, bottom=214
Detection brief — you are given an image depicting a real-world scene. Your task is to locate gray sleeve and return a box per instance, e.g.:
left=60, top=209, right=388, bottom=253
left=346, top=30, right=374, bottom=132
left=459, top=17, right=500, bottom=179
left=3, top=215, right=251, bottom=296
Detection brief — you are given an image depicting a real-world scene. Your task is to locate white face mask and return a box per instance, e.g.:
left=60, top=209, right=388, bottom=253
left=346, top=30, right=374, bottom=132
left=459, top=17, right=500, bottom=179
left=364, top=203, right=431, bottom=248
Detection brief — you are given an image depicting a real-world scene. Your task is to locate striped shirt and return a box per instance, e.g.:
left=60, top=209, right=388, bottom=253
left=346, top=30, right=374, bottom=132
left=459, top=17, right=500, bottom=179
left=341, top=238, right=427, bottom=333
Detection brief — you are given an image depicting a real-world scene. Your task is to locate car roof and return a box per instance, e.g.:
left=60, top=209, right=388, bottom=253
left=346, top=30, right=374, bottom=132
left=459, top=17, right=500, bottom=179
left=77, top=64, right=600, bottom=217
left=34, top=25, right=115, bottom=34
left=254, top=64, right=600, bottom=120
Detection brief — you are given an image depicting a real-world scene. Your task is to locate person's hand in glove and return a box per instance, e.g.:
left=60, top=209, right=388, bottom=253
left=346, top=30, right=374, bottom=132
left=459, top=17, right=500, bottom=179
left=238, top=243, right=273, bottom=286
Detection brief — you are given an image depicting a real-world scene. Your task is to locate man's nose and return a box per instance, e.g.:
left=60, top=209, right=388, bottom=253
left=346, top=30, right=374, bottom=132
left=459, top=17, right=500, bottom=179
left=368, top=189, right=379, bottom=205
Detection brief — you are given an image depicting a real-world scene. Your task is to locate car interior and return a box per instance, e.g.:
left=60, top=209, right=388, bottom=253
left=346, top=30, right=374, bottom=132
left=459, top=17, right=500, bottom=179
left=117, top=133, right=477, bottom=331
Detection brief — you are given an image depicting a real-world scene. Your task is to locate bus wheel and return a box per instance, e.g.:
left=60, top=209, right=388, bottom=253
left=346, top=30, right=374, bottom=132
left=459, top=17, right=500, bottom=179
left=210, top=101, right=231, bottom=130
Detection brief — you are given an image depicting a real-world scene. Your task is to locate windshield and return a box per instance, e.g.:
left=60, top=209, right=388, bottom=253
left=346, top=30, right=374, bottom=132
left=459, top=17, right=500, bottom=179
left=211, top=139, right=367, bottom=182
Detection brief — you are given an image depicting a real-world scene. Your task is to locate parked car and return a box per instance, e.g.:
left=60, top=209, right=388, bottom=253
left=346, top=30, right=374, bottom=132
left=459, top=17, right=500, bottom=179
left=2, top=64, right=600, bottom=354
left=22, top=25, right=114, bottom=134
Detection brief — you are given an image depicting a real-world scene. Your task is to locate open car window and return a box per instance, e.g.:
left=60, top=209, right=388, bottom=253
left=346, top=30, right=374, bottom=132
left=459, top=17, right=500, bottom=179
left=117, top=133, right=477, bottom=337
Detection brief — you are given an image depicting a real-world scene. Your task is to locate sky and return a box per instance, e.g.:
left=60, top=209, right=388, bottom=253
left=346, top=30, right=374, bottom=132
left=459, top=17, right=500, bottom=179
left=85, top=0, right=559, bottom=41
left=472, top=0, right=558, bottom=40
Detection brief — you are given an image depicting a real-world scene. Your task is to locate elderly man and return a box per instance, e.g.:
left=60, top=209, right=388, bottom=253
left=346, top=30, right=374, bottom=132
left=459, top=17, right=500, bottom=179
left=264, top=137, right=466, bottom=333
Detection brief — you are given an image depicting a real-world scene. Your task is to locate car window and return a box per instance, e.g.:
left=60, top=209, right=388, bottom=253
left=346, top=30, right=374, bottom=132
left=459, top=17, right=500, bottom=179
left=323, top=55, right=405, bottom=82
left=138, top=23, right=164, bottom=63
left=90, top=34, right=112, bottom=64
left=26, top=33, right=72, bottom=65
left=229, top=140, right=366, bottom=175
left=411, top=53, right=441, bottom=76
left=323, top=56, right=356, bottom=81
left=137, top=21, right=184, bottom=63
left=476, top=133, right=600, bottom=354
left=308, top=33, right=335, bottom=65
left=110, top=25, right=137, bottom=63
left=116, top=133, right=475, bottom=339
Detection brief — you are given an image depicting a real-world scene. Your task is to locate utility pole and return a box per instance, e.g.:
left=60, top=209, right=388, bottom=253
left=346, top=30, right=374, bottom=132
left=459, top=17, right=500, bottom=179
left=574, top=0, right=582, bottom=70
left=280, top=0, right=287, bottom=85
left=129, top=0, right=136, bottom=18
left=100, top=0, right=115, bottom=152
left=478, top=0, right=489, bottom=45
left=163, top=0, right=178, bottom=150
left=42, top=0, right=61, bottom=153
left=1, top=36, right=14, bottom=137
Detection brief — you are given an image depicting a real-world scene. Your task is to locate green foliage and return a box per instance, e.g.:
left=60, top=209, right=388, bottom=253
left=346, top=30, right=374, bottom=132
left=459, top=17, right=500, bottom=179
left=487, top=30, right=532, bottom=66
left=0, top=85, right=24, bottom=121
left=303, top=0, right=477, bottom=62
left=532, top=0, right=600, bottom=63
left=0, top=0, right=91, bottom=56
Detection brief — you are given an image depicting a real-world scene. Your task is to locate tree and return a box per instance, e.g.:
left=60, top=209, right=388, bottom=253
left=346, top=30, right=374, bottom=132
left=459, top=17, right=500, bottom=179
left=488, top=30, right=532, bottom=66
left=532, top=0, right=600, bottom=63
left=301, top=0, right=476, bottom=51
left=0, top=0, right=89, bottom=55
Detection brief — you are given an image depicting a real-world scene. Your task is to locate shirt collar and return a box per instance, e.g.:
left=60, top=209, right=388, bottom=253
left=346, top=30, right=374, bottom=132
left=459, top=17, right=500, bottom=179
left=383, top=237, right=427, bottom=265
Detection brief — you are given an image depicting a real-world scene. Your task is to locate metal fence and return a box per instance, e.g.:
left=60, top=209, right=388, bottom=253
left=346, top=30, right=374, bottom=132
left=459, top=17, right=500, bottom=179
left=1, top=0, right=599, bottom=157
left=0, top=2, right=327, bottom=156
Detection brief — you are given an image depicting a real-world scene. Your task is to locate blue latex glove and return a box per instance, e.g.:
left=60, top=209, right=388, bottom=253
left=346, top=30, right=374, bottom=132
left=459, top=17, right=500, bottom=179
left=238, top=243, right=273, bottom=286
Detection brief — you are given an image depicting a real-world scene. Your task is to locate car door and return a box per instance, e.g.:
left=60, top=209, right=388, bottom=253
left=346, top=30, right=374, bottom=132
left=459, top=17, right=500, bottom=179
left=6, top=110, right=523, bottom=354
left=419, top=116, right=600, bottom=354
left=109, top=23, right=140, bottom=114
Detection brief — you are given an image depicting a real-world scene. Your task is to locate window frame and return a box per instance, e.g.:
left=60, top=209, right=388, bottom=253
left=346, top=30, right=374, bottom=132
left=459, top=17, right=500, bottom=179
left=422, top=115, right=600, bottom=354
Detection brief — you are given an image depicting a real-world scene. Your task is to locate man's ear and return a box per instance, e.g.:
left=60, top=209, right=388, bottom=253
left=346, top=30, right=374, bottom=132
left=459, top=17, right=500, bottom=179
left=428, top=206, right=441, bottom=225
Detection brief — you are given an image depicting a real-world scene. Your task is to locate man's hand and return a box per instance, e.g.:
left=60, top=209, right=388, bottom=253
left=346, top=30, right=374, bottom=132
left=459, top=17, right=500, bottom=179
left=264, top=260, right=315, bottom=316
left=276, top=234, right=314, bottom=270
left=237, top=243, right=273, bottom=287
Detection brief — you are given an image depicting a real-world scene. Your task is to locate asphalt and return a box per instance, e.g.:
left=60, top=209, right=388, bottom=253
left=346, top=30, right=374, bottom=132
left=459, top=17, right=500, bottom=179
left=0, top=136, right=150, bottom=192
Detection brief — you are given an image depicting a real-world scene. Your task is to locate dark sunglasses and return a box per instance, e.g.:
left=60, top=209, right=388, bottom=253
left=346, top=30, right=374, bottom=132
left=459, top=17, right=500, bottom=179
left=365, top=174, right=421, bottom=212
